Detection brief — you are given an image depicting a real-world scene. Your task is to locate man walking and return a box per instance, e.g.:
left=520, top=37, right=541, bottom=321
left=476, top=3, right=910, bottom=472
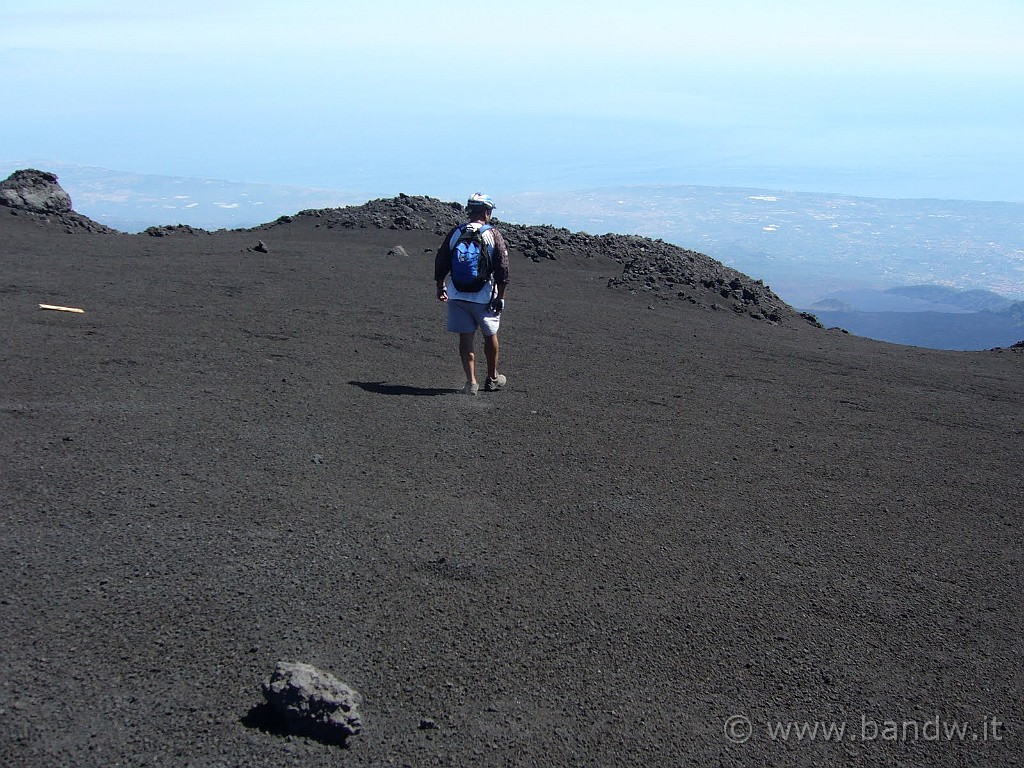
left=435, top=193, right=510, bottom=395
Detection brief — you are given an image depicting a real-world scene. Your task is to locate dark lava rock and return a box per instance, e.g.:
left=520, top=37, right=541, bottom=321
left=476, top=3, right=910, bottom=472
left=144, top=224, right=211, bottom=237
left=265, top=192, right=465, bottom=235
left=0, top=169, right=72, bottom=214
left=595, top=235, right=820, bottom=326
left=0, top=168, right=119, bottom=234
left=261, top=661, right=363, bottom=745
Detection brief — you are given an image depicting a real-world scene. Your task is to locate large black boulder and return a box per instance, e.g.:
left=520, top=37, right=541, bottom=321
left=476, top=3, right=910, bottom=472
left=0, top=169, right=73, bottom=214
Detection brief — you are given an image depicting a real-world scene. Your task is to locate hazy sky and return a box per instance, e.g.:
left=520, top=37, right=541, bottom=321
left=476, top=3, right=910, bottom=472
left=2, top=0, right=1023, bottom=201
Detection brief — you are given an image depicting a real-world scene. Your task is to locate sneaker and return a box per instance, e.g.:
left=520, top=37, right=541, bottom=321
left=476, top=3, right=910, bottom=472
left=484, top=374, right=507, bottom=391
left=461, top=381, right=479, bottom=396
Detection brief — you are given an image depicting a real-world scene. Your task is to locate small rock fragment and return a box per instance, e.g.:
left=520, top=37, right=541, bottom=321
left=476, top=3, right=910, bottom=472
left=254, top=240, right=269, bottom=253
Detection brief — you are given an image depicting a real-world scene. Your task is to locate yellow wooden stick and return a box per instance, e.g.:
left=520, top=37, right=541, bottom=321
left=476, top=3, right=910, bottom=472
left=38, top=304, right=85, bottom=313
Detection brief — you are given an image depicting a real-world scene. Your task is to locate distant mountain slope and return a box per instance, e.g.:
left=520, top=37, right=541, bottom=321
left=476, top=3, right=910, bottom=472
left=999, top=300, right=1024, bottom=324
left=813, top=308, right=1024, bottom=350
left=809, top=288, right=973, bottom=314
left=808, top=285, right=1024, bottom=349
left=885, top=285, right=1014, bottom=312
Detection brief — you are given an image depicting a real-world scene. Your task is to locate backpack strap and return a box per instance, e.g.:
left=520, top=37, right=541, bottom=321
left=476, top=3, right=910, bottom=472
left=469, top=224, right=493, bottom=253
left=448, top=223, right=468, bottom=252
left=450, top=223, right=493, bottom=254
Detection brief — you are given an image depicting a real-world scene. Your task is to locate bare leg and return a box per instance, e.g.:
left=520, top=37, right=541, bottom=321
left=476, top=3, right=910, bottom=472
left=483, top=333, right=499, bottom=380
left=459, top=332, right=477, bottom=384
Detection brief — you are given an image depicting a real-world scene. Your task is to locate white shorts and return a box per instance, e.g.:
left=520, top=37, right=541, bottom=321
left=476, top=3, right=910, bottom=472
left=447, top=299, right=501, bottom=336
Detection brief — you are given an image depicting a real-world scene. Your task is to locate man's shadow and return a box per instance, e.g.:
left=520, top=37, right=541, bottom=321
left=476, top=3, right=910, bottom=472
left=349, top=381, right=454, bottom=397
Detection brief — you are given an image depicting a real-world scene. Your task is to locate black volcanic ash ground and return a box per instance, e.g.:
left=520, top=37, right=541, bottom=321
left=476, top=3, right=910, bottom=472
left=0, top=195, right=1021, bottom=767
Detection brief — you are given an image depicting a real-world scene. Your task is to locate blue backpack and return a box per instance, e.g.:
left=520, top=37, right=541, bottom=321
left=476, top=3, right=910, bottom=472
left=449, top=224, right=494, bottom=293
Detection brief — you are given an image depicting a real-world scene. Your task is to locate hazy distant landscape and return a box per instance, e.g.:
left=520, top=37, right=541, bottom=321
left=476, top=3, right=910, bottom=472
left=505, top=186, right=1024, bottom=303
left=4, top=162, right=1022, bottom=350
left=0, top=162, right=362, bottom=232
left=506, top=186, right=1024, bottom=350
